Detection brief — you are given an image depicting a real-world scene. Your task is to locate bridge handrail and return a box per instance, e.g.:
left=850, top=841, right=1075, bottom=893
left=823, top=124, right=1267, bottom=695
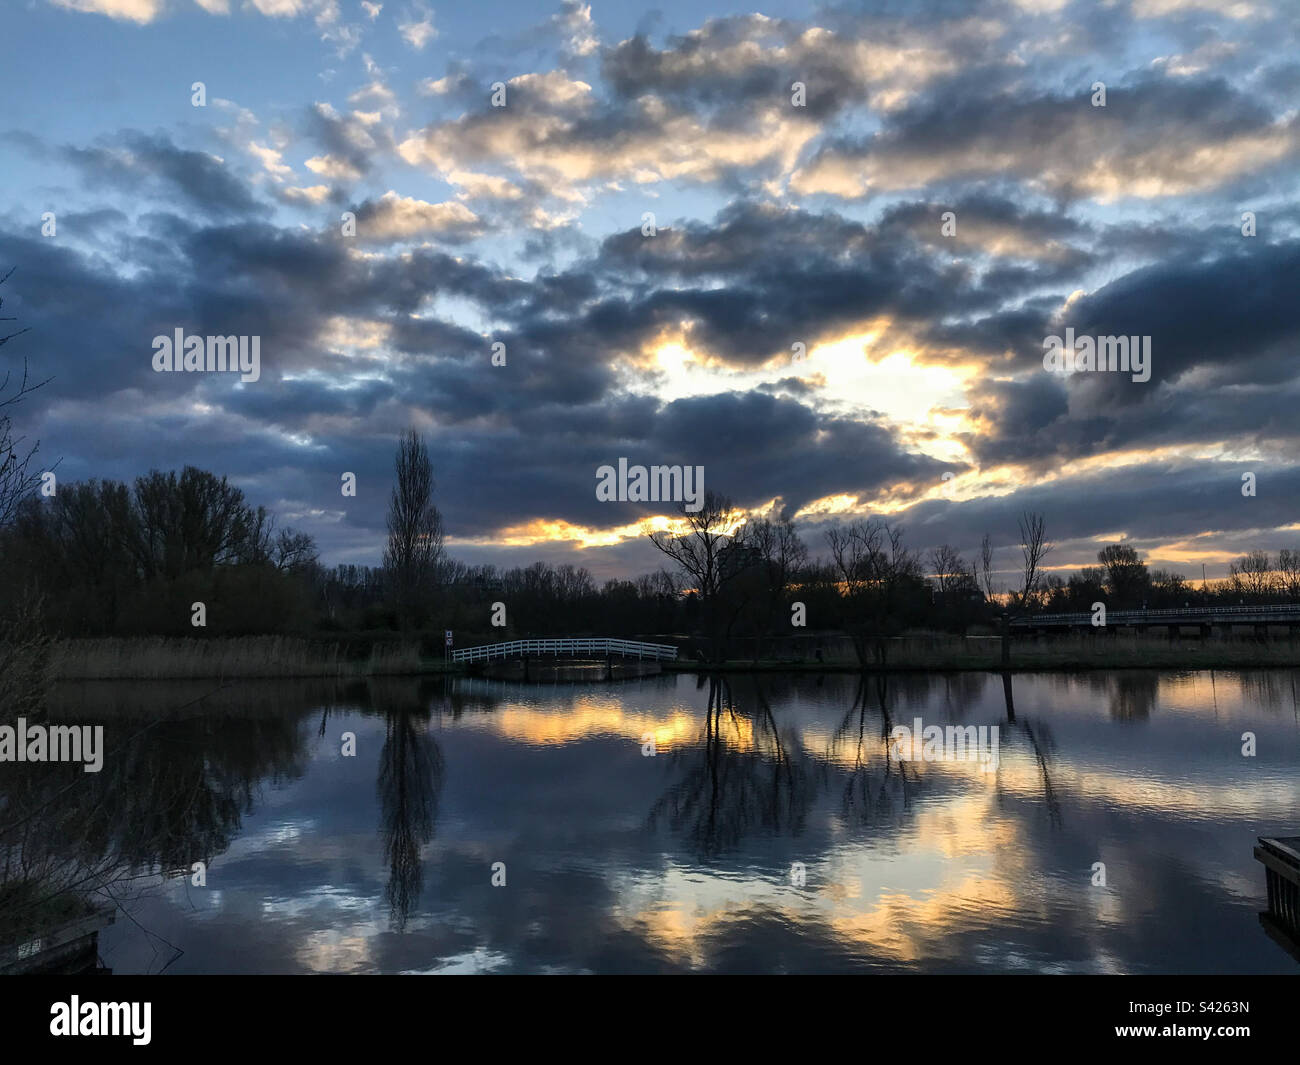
left=450, top=637, right=679, bottom=664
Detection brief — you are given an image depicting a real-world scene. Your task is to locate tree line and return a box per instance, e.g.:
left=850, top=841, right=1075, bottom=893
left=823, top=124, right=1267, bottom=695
left=3, top=424, right=1297, bottom=657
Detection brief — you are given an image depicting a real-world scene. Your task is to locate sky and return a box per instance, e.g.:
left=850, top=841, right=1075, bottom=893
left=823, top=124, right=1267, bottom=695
left=3, top=0, right=1299, bottom=586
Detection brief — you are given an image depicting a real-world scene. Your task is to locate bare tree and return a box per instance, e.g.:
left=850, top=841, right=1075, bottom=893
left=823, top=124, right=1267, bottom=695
left=1229, top=550, right=1275, bottom=601
left=929, top=544, right=967, bottom=597
left=1097, top=543, right=1150, bottom=607
left=129, top=467, right=271, bottom=578
left=647, top=491, right=747, bottom=604
left=745, top=510, right=809, bottom=662
left=383, top=430, right=445, bottom=627
left=1277, top=549, right=1300, bottom=601
left=274, top=528, right=320, bottom=574
left=634, top=568, right=682, bottom=599
left=1014, top=511, right=1052, bottom=612
left=647, top=490, right=747, bottom=659
left=826, top=518, right=922, bottom=666
left=978, top=532, right=996, bottom=602
left=0, top=268, right=50, bottom=531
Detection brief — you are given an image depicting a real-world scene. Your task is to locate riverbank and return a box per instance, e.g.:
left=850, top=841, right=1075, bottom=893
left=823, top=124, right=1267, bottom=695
left=667, top=632, right=1300, bottom=672
left=30, top=631, right=1300, bottom=680
left=42, top=636, right=457, bottom=681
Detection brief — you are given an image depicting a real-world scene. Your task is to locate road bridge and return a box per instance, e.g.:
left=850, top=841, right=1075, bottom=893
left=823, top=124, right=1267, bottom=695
left=1009, top=604, right=1300, bottom=636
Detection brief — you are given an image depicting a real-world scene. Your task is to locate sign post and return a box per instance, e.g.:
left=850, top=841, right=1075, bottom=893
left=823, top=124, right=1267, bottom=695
left=444, top=629, right=453, bottom=668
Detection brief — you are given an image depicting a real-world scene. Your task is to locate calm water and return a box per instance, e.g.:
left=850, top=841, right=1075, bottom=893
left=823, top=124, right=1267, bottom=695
left=11, top=670, right=1300, bottom=973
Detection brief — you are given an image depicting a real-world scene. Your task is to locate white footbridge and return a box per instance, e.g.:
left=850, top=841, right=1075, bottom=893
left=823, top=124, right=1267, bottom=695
left=451, top=637, right=679, bottom=665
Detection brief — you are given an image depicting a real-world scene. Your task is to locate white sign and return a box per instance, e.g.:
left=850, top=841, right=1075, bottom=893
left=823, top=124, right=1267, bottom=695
left=444, top=630, right=453, bottom=647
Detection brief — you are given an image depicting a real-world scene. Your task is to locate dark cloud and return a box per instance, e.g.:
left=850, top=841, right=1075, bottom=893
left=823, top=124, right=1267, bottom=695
left=62, top=130, right=267, bottom=218
left=794, top=75, right=1300, bottom=201
left=6, top=0, right=1300, bottom=577
left=301, top=102, right=393, bottom=182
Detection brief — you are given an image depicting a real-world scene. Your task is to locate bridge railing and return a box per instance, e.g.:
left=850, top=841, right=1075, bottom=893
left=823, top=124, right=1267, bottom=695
left=1011, top=604, right=1300, bottom=626
left=451, top=637, right=679, bottom=664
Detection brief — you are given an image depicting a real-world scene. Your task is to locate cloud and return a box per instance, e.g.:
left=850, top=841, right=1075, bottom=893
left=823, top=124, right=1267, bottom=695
left=60, top=130, right=266, bottom=218
left=280, top=184, right=331, bottom=204
left=247, top=0, right=308, bottom=15
left=350, top=191, right=484, bottom=241
left=248, top=141, right=293, bottom=179
left=398, top=3, right=436, bottom=49
left=397, top=72, right=818, bottom=202
left=601, top=13, right=972, bottom=117
left=553, top=1, right=598, bottom=57
left=47, top=0, right=166, bottom=22
left=791, top=76, right=1300, bottom=202
left=15, top=0, right=1300, bottom=574
left=301, top=101, right=392, bottom=182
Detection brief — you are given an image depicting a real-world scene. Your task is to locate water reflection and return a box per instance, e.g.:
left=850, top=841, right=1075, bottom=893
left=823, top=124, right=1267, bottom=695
left=371, top=681, right=444, bottom=931
left=1, top=680, right=313, bottom=970
left=649, top=676, right=813, bottom=858
left=831, top=673, right=921, bottom=827
left=2, top=669, right=1297, bottom=973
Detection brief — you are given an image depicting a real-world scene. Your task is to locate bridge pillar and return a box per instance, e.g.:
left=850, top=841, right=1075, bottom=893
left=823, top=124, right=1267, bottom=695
left=1218, top=624, right=1234, bottom=639
left=1199, top=624, right=1212, bottom=639
left=1167, top=624, right=1180, bottom=640
left=1255, top=623, right=1268, bottom=641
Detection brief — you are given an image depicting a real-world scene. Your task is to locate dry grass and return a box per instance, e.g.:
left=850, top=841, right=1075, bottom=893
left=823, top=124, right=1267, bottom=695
left=680, top=631, right=1300, bottom=671
left=34, top=631, right=1300, bottom=680
left=0, top=594, right=51, bottom=718
left=43, top=636, right=434, bottom=681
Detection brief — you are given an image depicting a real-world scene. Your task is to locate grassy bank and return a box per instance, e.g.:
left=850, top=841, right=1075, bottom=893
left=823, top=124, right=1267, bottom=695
left=668, top=632, right=1300, bottom=672
left=44, top=636, right=460, bottom=681
left=35, top=631, right=1300, bottom=681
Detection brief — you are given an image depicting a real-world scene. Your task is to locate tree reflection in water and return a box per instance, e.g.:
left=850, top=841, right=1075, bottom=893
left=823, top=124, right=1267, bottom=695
left=646, top=671, right=1068, bottom=854
left=1, top=682, right=312, bottom=970
left=998, top=672, right=1063, bottom=828
left=649, top=674, right=813, bottom=859
left=368, top=679, right=445, bottom=932
left=830, top=672, right=919, bottom=828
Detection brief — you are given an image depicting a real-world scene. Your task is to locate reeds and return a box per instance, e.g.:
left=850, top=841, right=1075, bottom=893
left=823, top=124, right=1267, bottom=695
left=673, top=631, right=1300, bottom=671
left=42, top=636, right=433, bottom=681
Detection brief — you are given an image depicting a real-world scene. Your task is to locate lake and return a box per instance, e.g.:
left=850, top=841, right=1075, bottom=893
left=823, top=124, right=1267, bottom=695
left=7, top=669, right=1299, bottom=973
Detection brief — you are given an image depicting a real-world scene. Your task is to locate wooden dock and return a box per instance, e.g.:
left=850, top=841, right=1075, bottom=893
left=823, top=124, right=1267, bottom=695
left=0, top=908, right=115, bottom=975
left=1254, top=837, right=1300, bottom=961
